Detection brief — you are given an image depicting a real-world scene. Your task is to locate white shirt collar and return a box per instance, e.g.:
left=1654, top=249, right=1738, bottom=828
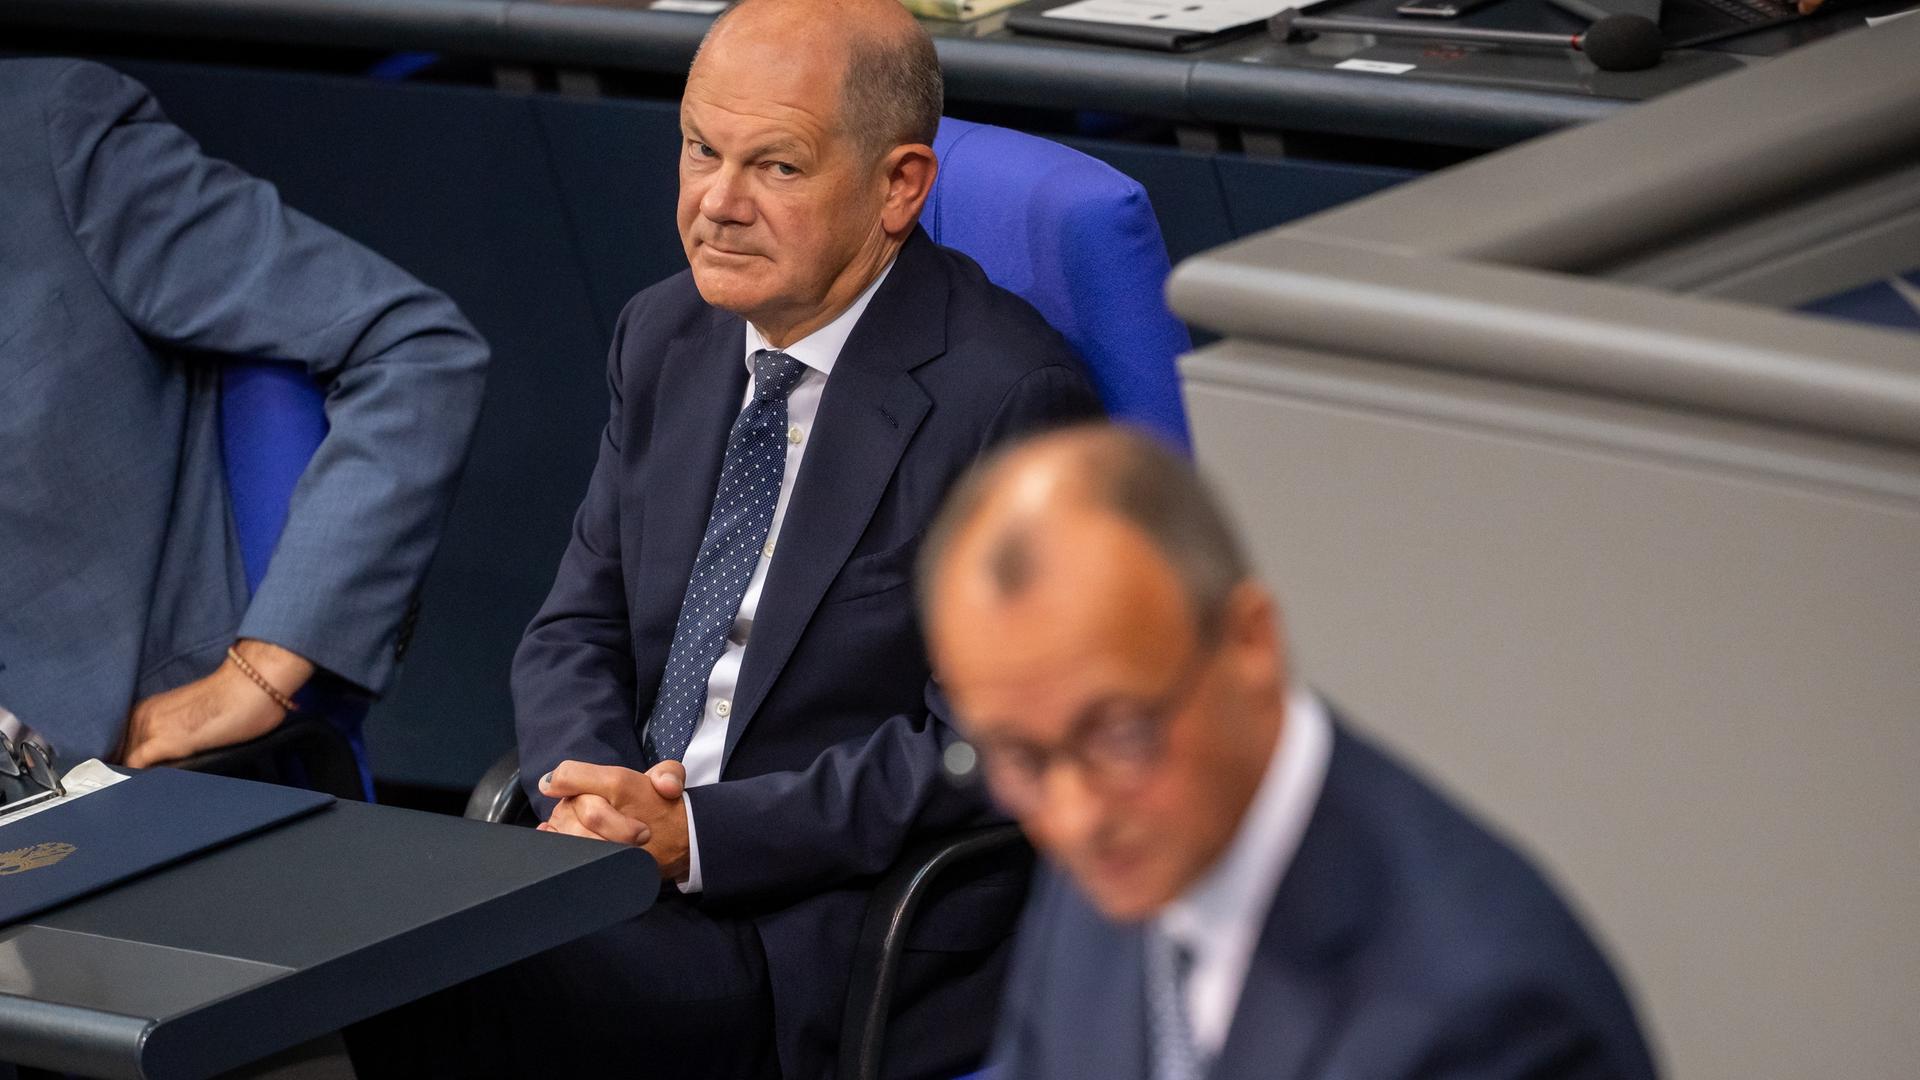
left=1155, top=684, right=1334, bottom=1056
left=742, top=258, right=895, bottom=381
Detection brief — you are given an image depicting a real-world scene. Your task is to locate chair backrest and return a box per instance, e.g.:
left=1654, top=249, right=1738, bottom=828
left=924, top=118, right=1193, bottom=450
left=220, top=363, right=371, bottom=799
left=221, top=362, right=330, bottom=593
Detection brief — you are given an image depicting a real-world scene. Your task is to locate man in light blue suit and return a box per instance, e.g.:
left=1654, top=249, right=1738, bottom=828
left=922, top=426, right=1659, bottom=1080
left=0, top=59, right=488, bottom=770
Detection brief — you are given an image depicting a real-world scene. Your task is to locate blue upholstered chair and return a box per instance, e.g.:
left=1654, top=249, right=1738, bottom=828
left=221, top=363, right=329, bottom=597
left=165, top=363, right=368, bottom=801
left=926, top=116, right=1192, bottom=449
left=842, top=120, right=1193, bottom=1080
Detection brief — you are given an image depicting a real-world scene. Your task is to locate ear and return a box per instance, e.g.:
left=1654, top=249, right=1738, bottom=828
left=879, top=143, right=938, bottom=237
left=1221, top=581, right=1285, bottom=694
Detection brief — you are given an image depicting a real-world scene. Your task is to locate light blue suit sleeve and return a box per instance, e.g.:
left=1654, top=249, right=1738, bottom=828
left=41, top=60, right=490, bottom=694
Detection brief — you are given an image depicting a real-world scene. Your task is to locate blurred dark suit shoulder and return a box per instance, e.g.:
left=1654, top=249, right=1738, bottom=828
left=993, top=720, right=1660, bottom=1080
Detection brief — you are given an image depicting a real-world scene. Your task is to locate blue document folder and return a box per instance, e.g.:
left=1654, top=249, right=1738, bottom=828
left=0, top=768, right=332, bottom=926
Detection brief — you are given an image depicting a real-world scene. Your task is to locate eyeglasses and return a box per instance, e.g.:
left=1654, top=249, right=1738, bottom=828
left=966, top=643, right=1216, bottom=816
left=0, top=709, right=64, bottom=819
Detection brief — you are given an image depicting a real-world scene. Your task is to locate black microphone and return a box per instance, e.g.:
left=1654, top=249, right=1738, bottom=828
left=1270, top=8, right=1667, bottom=71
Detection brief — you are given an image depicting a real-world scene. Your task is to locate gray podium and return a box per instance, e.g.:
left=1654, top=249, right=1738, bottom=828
left=1169, top=16, right=1920, bottom=1080
left=0, top=798, right=656, bottom=1079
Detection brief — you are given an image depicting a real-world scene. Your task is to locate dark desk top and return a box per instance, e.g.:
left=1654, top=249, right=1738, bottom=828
left=0, top=798, right=655, bottom=1080
left=0, top=0, right=1881, bottom=148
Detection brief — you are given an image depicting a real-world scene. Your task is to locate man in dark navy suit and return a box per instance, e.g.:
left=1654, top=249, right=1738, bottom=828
left=921, top=426, right=1659, bottom=1080
left=355, top=0, right=1097, bottom=1075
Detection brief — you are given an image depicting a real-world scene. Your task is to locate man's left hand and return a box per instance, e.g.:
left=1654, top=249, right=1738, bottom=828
left=539, top=760, right=692, bottom=882
left=123, top=639, right=315, bottom=767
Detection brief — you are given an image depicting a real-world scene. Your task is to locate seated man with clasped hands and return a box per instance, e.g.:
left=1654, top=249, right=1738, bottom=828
left=349, top=0, right=1099, bottom=1076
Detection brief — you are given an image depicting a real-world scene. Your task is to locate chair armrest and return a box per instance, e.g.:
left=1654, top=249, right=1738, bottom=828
left=837, top=824, right=1029, bottom=1080
left=464, top=749, right=530, bottom=824
left=165, top=715, right=365, bottom=801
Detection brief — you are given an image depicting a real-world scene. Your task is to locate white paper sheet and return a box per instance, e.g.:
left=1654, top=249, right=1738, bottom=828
left=1335, top=58, right=1417, bottom=73
left=1042, top=0, right=1313, bottom=33
left=0, top=760, right=130, bottom=827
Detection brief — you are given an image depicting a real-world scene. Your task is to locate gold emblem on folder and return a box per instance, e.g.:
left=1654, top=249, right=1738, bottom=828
left=0, top=842, right=76, bottom=874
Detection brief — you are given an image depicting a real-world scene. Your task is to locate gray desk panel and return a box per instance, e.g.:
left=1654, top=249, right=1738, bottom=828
left=499, top=4, right=711, bottom=69
left=0, top=928, right=291, bottom=1020
left=934, top=34, right=1201, bottom=120
left=1188, top=54, right=1625, bottom=146
left=1170, top=234, right=1920, bottom=447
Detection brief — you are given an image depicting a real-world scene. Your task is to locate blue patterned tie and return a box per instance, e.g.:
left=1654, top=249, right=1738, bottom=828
left=1146, top=929, right=1204, bottom=1080
left=640, top=349, right=808, bottom=766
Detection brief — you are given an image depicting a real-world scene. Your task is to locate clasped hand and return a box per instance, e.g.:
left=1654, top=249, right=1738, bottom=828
left=539, top=760, right=692, bottom=883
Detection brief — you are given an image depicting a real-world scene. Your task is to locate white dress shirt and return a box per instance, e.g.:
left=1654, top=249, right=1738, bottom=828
left=1154, top=685, right=1334, bottom=1058
left=676, top=260, right=894, bottom=893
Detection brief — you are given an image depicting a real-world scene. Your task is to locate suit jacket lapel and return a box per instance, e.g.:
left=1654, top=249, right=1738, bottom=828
left=629, top=306, right=747, bottom=685
left=1208, top=935, right=1345, bottom=1080
left=723, top=230, right=943, bottom=763
left=1211, top=727, right=1378, bottom=1080
left=1063, top=918, right=1155, bottom=1080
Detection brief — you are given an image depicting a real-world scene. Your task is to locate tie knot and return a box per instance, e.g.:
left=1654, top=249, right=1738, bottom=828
left=751, top=349, right=808, bottom=403
left=1153, top=929, right=1198, bottom=990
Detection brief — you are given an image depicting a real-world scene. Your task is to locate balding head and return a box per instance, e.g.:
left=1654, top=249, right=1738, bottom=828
left=693, top=0, right=942, bottom=161
left=921, top=424, right=1287, bottom=921
left=920, top=424, right=1252, bottom=645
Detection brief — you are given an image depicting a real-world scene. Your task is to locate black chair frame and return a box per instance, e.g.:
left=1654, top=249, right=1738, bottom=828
left=167, top=714, right=366, bottom=802
left=463, top=750, right=1027, bottom=1080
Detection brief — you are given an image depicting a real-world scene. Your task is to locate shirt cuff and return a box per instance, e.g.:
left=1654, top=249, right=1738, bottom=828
left=676, top=788, right=705, bottom=894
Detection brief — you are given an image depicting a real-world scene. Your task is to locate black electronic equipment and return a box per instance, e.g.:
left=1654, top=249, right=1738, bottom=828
left=1396, top=0, right=1506, bottom=18
left=1273, top=7, right=1669, bottom=69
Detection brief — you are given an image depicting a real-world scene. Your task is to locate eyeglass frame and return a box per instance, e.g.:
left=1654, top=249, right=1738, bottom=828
left=0, top=710, right=65, bottom=819
left=962, top=635, right=1221, bottom=816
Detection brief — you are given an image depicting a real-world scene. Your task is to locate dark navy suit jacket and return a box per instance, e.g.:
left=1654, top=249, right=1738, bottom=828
left=992, top=721, right=1659, bottom=1080
left=511, top=227, right=1102, bottom=1078
left=0, top=59, right=487, bottom=761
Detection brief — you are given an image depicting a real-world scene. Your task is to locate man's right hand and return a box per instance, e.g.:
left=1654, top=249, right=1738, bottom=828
left=538, top=760, right=693, bottom=882
left=545, top=791, right=652, bottom=845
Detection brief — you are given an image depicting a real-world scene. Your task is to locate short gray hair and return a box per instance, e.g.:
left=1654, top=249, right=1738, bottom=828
left=692, top=5, right=942, bottom=161
left=842, top=22, right=943, bottom=156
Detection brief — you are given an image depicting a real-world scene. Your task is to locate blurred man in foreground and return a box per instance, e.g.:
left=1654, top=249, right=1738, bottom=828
left=921, top=425, right=1658, bottom=1080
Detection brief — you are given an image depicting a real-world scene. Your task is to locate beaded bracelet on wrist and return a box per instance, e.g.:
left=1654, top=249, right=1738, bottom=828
left=227, top=646, right=299, bottom=714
